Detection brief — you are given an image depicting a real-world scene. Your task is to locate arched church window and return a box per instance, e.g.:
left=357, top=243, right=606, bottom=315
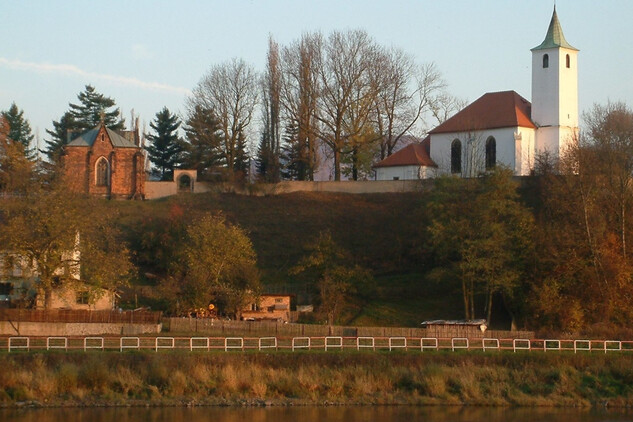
left=485, top=137, right=496, bottom=170
left=96, top=157, right=109, bottom=187
left=451, top=139, right=462, bottom=174
left=543, top=54, right=549, bottom=68
left=566, top=54, right=570, bottom=68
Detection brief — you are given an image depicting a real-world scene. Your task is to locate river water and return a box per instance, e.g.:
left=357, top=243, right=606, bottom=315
left=1, top=406, right=632, bottom=422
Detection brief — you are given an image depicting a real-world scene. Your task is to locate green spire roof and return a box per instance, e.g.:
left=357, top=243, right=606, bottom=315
left=532, top=7, right=578, bottom=51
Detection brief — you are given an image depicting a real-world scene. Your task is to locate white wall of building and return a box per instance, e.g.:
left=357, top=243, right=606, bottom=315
left=375, top=165, right=435, bottom=181
left=430, top=127, right=533, bottom=176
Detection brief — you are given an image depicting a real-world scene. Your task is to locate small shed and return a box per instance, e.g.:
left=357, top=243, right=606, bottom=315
left=421, top=319, right=488, bottom=338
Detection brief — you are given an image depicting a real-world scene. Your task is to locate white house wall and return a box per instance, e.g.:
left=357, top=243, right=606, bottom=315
left=375, top=165, right=434, bottom=181
left=430, top=127, right=531, bottom=176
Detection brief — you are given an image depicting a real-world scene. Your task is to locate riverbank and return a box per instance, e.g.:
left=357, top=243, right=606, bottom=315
left=1, top=351, right=632, bottom=408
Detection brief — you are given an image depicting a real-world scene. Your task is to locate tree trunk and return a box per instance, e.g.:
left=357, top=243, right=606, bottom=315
left=486, top=290, right=493, bottom=325
left=462, top=279, right=469, bottom=319
left=44, top=287, right=53, bottom=310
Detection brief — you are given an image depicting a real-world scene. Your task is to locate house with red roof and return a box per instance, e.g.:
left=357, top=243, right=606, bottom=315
left=374, top=7, right=578, bottom=179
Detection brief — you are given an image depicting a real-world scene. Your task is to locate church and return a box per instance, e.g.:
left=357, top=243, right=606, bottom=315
left=374, top=7, right=579, bottom=179
left=62, top=123, right=146, bottom=199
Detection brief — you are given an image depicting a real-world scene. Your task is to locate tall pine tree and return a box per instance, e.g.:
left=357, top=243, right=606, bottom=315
left=45, top=85, right=124, bottom=164
left=2, top=102, right=35, bottom=160
left=69, top=85, right=124, bottom=131
left=146, top=107, right=182, bottom=181
left=182, top=105, right=223, bottom=180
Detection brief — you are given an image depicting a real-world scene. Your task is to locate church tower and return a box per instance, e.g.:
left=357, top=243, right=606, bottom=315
left=531, top=7, right=579, bottom=157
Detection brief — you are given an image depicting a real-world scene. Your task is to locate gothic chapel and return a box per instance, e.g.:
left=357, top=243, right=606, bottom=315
left=374, top=7, right=579, bottom=180
left=62, top=123, right=145, bottom=199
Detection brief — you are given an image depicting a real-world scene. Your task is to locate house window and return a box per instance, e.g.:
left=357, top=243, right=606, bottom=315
left=566, top=54, right=570, bottom=68
left=485, top=137, right=496, bottom=170
left=76, top=291, right=90, bottom=305
left=451, top=139, right=462, bottom=174
left=543, top=54, right=549, bottom=68
left=96, top=157, right=109, bottom=187
left=392, top=177, right=400, bottom=180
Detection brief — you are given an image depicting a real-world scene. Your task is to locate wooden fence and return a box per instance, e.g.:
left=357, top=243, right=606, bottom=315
left=0, top=309, right=162, bottom=324
left=164, top=318, right=534, bottom=339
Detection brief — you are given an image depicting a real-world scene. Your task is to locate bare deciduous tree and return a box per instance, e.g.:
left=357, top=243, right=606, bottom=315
left=371, top=48, right=445, bottom=159
left=189, top=58, right=259, bottom=176
left=316, top=29, right=376, bottom=181
left=280, top=32, right=322, bottom=180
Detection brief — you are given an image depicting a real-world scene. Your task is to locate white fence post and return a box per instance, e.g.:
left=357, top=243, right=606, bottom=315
left=292, top=337, right=310, bottom=351
left=573, top=340, right=591, bottom=354
left=8, top=337, right=29, bottom=352
left=120, top=337, right=140, bottom=352
left=544, top=339, right=561, bottom=352
left=451, top=338, right=469, bottom=352
left=46, top=337, right=68, bottom=351
left=421, top=338, right=438, bottom=352
left=513, top=339, right=531, bottom=352
left=388, top=337, right=407, bottom=351
left=190, top=337, right=209, bottom=351
left=325, top=336, right=343, bottom=351
left=258, top=337, right=277, bottom=351
left=482, top=338, right=499, bottom=352
left=356, top=337, right=375, bottom=351
left=84, top=337, right=104, bottom=351
left=155, top=337, right=175, bottom=352
left=224, top=337, right=244, bottom=351
left=604, top=340, right=622, bottom=353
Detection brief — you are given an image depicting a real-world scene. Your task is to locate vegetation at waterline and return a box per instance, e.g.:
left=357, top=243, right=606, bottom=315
left=1, top=352, right=633, bottom=407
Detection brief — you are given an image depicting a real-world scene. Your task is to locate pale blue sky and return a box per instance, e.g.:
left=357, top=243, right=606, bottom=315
left=1, top=0, right=632, bottom=151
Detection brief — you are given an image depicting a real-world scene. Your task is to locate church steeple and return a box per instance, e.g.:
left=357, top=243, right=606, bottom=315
left=532, top=7, right=578, bottom=51
left=531, top=6, right=579, bottom=158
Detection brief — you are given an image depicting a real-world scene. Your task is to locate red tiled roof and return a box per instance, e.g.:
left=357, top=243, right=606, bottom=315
left=373, top=136, right=437, bottom=168
left=429, top=91, right=535, bottom=134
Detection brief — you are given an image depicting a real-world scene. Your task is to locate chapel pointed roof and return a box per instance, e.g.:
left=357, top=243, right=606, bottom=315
left=532, top=6, right=578, bottom=51
left=67, top=123, right=138, bottom=148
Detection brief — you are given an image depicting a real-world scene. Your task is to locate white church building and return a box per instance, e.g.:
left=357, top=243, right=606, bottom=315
left=374, top=7, right=578, bottom=179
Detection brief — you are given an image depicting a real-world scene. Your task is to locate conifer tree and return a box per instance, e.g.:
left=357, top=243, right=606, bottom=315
left=69, top=85, right=124, bottom=131
left=2, top=103, right=35, bottom=160
left=146, top=107, right=182, bottom=181
left=181, top=105, right=223, bottom=179
left=44, top=112, right=77, bottom=164
left=44, top=85, right=124, bottom=164
left=233, top=129, right=250, bottom=177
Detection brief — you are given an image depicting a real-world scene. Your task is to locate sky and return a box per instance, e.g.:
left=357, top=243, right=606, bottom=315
left=1, top=0, right=632, bottom=154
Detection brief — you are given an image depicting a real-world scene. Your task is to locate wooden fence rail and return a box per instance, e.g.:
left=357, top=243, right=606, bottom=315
left=163, top=318, right=534, bottom=340
left=0, top=309, right=162, bottom=324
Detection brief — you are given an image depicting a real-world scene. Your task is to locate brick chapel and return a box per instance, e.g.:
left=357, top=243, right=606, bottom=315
left=62, top=123, right=145, bottom=199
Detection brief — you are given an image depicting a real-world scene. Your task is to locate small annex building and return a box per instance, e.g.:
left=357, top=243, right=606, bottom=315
left=63, top=123, right=145, bottom=199
left=373, top=136, right=437, bottom=180
left=374, top=7, right=578, bottom=179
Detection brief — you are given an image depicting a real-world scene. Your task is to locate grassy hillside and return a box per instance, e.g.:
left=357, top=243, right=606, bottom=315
left=106, top=191, right=469, bottom=327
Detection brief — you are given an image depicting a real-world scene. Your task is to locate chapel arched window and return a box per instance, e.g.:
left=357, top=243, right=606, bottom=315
left=96, top=158, right=109, bottom=187
left=451, top=139, right=462, bottom=174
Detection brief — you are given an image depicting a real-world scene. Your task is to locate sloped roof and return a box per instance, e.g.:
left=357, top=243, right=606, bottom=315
left=532, top=7, right=578, bottom=51
left=67, top=125, right=137, bottom=148
left=429, top=91, right=536, bottom=134
left=373, top=136, right=437, bottom=168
